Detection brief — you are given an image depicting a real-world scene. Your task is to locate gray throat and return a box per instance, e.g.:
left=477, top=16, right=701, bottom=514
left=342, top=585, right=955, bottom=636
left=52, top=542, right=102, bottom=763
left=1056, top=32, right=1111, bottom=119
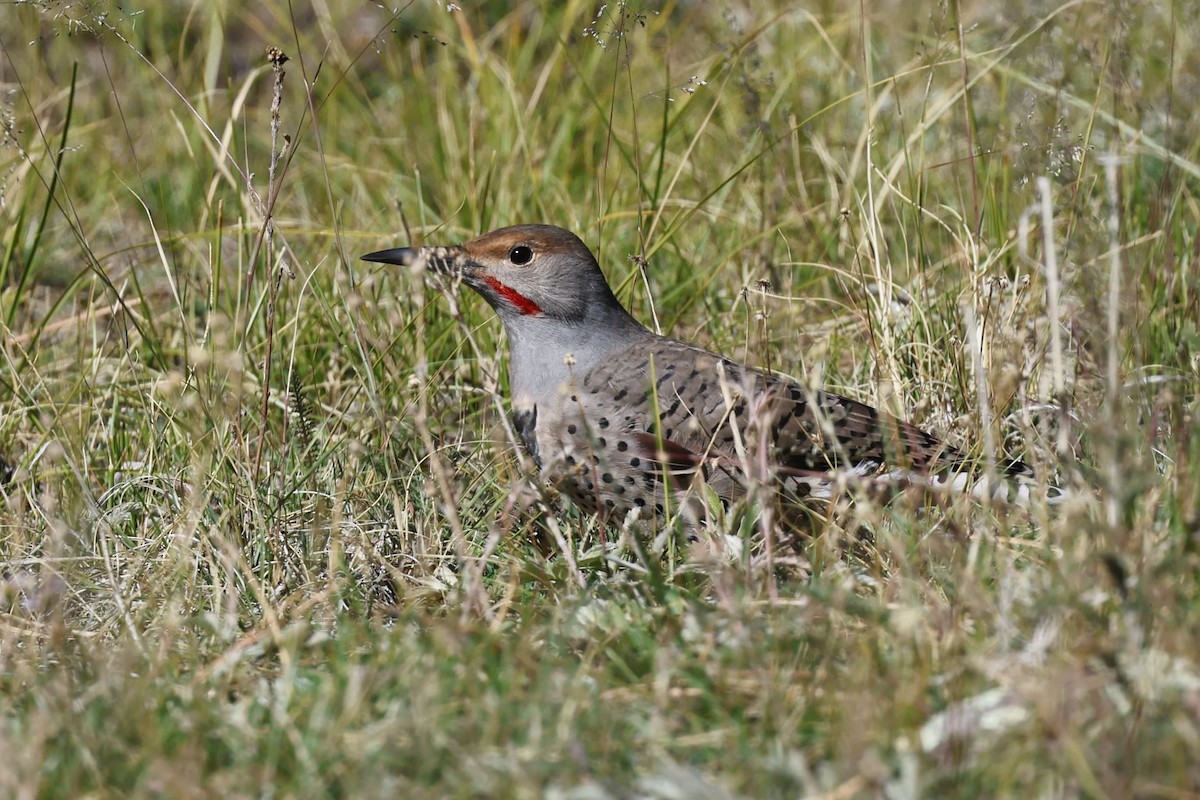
left=504, top=309, right=647, bottom=410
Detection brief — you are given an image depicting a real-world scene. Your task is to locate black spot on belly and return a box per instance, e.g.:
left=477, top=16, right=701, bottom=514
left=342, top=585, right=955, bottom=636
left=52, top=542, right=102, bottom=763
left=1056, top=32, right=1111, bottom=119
left=513, top=406, right=540, bottom=467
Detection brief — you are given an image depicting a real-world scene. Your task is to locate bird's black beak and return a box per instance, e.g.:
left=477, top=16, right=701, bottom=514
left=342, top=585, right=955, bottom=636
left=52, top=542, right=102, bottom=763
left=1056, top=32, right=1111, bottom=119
left=361, top=245, right=478, bottom=277
left=361, top=247, right=419, bottom=267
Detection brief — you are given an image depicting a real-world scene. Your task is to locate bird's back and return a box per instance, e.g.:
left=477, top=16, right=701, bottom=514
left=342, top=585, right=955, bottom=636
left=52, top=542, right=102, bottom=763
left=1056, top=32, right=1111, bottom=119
left=533, top=334, right=1043, bottom=523
left=360, top=222, right=1061, bottom=525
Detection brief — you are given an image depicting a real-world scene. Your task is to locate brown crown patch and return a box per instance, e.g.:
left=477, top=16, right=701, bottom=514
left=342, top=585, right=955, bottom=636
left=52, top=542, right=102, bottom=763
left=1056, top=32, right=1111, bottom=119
left=464, top=224, right=592, bottom=263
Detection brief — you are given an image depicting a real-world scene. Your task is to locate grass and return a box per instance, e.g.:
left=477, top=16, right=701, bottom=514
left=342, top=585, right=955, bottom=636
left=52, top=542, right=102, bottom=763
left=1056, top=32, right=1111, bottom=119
left=1, top=0, right=1198, bottom=796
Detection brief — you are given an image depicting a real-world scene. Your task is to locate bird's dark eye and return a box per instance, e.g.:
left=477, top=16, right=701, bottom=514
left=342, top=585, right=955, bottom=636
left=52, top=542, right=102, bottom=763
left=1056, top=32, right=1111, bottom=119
left=508, top=245, right=533, bottom=265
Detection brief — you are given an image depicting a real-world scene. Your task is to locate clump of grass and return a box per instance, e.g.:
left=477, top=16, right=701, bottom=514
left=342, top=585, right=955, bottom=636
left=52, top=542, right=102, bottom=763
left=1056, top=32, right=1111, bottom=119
left=0, top=1, right=1197, bottom=796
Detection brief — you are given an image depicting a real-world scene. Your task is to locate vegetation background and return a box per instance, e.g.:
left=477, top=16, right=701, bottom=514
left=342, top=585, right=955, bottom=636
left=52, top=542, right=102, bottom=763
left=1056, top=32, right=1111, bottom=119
left=1, top=0, right=1197, bottom=796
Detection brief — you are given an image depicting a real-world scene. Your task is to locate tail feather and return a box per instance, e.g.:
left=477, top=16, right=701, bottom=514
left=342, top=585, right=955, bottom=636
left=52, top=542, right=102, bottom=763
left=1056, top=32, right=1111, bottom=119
left=890, top=457, right=1070, bottom=507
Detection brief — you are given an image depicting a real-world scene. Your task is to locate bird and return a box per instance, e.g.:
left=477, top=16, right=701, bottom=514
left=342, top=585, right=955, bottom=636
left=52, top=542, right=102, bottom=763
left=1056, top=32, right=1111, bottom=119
left=363, top=224, right=1060, bottom=536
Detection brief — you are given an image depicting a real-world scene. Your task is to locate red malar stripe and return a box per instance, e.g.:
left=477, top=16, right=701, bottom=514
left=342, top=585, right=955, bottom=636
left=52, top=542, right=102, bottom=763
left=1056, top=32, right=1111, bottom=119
left=483, top=276, right=543, bottom=316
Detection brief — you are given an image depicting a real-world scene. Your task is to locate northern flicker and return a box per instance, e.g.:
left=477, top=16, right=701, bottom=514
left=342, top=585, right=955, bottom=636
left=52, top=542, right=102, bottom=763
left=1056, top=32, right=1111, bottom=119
left=363, top=224, right=1058, bottom=531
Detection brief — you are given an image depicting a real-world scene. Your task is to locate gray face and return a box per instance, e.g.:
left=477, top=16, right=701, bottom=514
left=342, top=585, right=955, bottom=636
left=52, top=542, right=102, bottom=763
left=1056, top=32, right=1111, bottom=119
left=362, top=224, right=649, bottom=401
left=363, top=224, right=639, bottom=327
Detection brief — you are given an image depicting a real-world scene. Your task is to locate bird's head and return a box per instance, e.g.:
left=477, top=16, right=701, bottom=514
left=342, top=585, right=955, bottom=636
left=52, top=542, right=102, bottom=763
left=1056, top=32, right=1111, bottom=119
left=363, top=224, right=624, bottom=326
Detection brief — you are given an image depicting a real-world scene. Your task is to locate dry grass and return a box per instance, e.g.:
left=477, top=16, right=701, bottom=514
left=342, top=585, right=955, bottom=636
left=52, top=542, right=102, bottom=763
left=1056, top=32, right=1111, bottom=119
left=1, top=0, right=1198, bottom=797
